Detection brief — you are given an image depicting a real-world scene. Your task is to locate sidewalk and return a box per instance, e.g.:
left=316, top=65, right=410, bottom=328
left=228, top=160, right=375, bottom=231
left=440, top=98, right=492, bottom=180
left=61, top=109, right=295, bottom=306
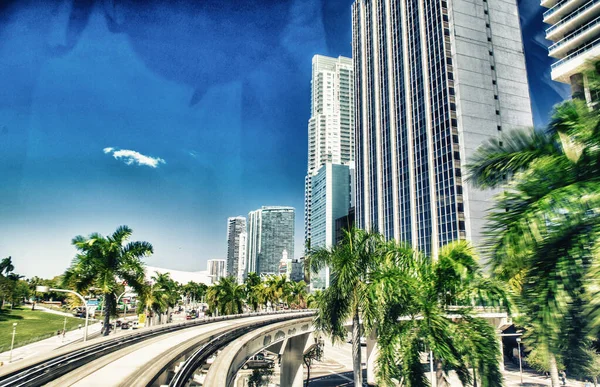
left=503, top=362, right=586, bottom=387
left=0, top=322, right=103, bottom=365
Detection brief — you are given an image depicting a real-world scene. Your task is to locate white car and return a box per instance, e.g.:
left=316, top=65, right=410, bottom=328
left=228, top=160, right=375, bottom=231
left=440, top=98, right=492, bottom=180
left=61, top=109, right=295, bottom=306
left=131, top=321, right=140, bottom=329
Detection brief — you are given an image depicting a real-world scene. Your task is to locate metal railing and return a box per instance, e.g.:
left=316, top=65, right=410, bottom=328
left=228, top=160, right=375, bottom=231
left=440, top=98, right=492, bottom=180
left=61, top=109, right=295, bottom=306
left=546, top=0, right=600, bottom=36
left=544, top=0, right=578, bottom=20
left=549, top=16, right=600, bottom=53
left=551, top=36, right=600, bottom=69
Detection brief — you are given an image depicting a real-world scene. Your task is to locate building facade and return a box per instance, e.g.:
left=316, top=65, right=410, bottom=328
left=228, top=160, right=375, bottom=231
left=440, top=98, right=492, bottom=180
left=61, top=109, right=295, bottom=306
left=305, top=55, right=355, bottom=250
left=311, top=162, right=353, bottom=289
left=207, top=259, right=226, bottom=283
left=246, top=206, right=295, bottom=276
left=226, top=216, right=247, bottom=284
left=542, top=0, right=600, bottom=102
left=352, top=0, right=533, bottom=256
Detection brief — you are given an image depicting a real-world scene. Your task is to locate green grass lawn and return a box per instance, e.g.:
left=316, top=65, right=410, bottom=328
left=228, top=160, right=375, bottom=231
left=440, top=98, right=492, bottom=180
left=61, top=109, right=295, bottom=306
left=0, top=307, right=86, bottom=352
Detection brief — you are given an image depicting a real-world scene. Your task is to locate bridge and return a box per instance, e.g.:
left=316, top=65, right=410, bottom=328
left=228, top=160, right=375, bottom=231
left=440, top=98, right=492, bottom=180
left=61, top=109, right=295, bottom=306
left=0, top=309, right=509, bottom=387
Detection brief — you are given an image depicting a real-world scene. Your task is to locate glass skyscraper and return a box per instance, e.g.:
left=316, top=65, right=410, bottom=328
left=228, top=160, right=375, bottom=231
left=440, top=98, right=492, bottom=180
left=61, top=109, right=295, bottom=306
left=246, top=206, right=295, bottom=276
left=352, top=0, right=534, bottom=256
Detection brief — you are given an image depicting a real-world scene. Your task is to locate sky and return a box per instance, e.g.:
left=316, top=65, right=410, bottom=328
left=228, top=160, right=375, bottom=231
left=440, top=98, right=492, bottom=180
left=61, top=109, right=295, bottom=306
left=0, top=0, right=570, bottom=279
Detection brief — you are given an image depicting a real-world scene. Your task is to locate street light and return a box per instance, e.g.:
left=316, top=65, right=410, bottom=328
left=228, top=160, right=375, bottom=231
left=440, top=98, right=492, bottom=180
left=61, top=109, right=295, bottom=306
left=516, top=337, right=523, bottom=385
left=114, top=291, right=127, bottom=335
left=9, top=323, right=17, bottom=363
left=36, top=286, right=89, bottom=342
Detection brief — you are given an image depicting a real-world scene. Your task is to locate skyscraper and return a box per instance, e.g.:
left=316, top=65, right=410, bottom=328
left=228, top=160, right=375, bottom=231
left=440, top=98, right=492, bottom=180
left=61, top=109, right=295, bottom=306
left=311, top=161, right=353, bottom=289
left=226, top=216, right=247, bottom=284
left=207, top=259, right=226, bottom=284
left=305, top=55, right=355, bottom=250
left=542, top=0, right=600, bottom=102
left=352, top=0, right=533, bottom=256
left=246, top=206, right=295, bottom=276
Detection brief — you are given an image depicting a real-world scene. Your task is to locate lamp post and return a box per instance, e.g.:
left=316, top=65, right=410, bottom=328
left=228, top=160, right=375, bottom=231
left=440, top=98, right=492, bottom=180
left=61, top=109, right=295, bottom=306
left=36, top=286, right=89, bottom=342
left=516, top=337, right=523, bottom=385
left=9, top=323, right=17, bottom=363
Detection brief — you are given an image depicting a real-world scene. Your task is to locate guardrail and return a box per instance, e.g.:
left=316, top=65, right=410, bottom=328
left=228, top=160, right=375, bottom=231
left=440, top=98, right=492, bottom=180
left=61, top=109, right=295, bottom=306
left=169, top=311, right=316, bottom=387
left=0, top=310, right=313, bottom=387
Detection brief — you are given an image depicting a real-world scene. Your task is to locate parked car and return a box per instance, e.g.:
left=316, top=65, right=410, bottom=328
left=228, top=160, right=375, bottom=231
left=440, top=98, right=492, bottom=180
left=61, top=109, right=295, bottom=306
left=242, top=353, right=274, bottom=370
left=131, top=321, right=139, bottom=329
left=121, top=322, right=130, bottom=329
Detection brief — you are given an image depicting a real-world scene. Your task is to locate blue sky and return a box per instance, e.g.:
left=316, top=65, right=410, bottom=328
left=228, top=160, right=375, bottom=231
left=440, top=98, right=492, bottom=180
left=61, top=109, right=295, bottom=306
left=0, top=0, right=570, bottom=278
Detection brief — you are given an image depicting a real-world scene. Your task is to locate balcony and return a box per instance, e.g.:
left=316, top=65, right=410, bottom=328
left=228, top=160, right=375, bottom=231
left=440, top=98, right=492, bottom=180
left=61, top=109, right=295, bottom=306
left=541, top=0, right=560, bottom=8
left=551, top=36, right=600, bottom=83
left=544, top=0, right=588, bottom=25
left=546, top=0, right=600, bottom=40
left=549, top=16, right=600, bottom=58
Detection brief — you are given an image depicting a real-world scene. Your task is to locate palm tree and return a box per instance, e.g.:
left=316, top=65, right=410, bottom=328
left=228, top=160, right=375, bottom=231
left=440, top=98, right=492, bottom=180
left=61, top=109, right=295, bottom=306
left=244, top=272, right=263, bottom=312
left=466, top=78, right=600, bottom=385
left=0, top=257, right=14, bottom=276
left=207, top=276, right=245, bottom=316
left=287, top=280, right=308, bottom=309
left=63, top=225, right=152, bottom=336
left=149, top=272, right=179, bottom=323
left=371, top=241, right=507, bottom=387
left=308, top=227, right=384, bottom=386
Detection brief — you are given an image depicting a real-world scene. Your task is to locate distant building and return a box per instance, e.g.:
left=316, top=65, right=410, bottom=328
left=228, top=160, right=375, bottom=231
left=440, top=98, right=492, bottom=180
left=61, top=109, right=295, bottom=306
left=278, top=249, right=292, bottom=277
left=335, top=207, right=355, bottom=245
left=311, top=162, right=352, bottom=289
left=290, top=257, right=305, bottom=283
left=207, top=259, right=226, bottom=283
left=247, top=206, right=295, bottom=276
left=226, top=216, right=247, bottom=284
left=305, top=55, right=355, bottom=252
left=542, top=0, right=600, bottom=102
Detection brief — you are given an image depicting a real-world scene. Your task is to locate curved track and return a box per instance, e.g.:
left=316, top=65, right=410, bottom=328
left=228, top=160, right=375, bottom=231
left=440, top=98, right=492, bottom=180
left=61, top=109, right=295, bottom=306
left=0, top=311, right=313, bottom=387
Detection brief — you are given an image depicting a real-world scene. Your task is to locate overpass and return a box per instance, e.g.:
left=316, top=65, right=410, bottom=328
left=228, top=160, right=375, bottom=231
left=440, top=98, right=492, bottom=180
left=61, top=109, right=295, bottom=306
left=0, top=309, right=509, bottom=387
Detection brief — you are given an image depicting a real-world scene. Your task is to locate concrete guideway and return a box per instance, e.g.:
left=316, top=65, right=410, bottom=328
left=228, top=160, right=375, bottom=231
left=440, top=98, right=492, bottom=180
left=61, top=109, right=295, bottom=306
left=47, top=315, right=279, bottom=387
left=0, top=310, right=314, bottom=387
left=204, top=317, right=316, bottom=387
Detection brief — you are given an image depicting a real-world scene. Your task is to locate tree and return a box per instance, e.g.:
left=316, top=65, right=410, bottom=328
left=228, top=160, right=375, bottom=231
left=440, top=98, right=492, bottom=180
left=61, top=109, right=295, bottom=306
left=63, top=225, right=152, bottom=336
left=182, top=281, right=207, bottom=305
left=206, top=276, right=245, bottom=316
left=287, top=280, right=308, bottom=309
left=308, top=227, right=384, bottom=386
left=148, top=272, right=180, bottom=323
left=244, top=272, right=263, bottom=312
left=466, top=74, right=600, bottom=385
left=304, top=337, right=324, bottom=387
left=263, top=275, right=291, bottom=310
left=371, top=240, right=507, bottom=387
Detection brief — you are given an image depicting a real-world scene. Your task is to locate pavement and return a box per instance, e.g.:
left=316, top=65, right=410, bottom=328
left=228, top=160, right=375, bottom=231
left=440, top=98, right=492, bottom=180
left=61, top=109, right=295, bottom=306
left=0, top=307, right=139, bottom=366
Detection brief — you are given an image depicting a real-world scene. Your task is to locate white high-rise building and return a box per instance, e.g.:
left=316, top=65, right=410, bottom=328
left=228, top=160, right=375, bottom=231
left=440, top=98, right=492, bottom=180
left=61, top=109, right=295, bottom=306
left=305, top=55, right=355, bottom=250
left=542, top=0, right=600, bottom=103
left=226, top=216, right=247, bottom=284
left=207, top=259, right=226, bottom=283
left=352, top=0, right=533, bottom=257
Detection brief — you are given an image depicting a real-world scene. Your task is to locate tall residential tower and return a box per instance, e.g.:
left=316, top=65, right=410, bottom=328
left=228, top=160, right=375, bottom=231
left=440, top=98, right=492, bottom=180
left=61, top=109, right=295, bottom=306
left=305, top=55, right=355, bottom=250
left=352, top=0, right=533, bottom=256
left=226, top=216, right=247, bottom=284
left=542, top=0, right=600, bottom=102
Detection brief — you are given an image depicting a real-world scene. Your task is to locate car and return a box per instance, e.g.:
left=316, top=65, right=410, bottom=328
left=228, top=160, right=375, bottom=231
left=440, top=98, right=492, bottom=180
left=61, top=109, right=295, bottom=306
left=115, top=320, right=122, bottom=327
left=242, top=354, right=274, bottom=370
left=131, top=321, right=139, bottom=329
left=121, top=322, right=130, bottom=329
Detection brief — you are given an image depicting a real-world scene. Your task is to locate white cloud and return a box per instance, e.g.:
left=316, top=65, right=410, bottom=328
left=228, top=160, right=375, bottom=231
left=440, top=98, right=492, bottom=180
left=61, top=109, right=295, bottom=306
left=103, top=147, right=166, bottom=168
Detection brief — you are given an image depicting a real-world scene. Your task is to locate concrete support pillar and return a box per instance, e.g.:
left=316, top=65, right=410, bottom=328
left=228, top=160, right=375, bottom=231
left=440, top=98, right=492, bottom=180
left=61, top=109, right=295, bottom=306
left=366, top=328, right=379, bottom=386
left=570, top=73, right=585, bottom=101
left=280, top=333, right=310, bottom=387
